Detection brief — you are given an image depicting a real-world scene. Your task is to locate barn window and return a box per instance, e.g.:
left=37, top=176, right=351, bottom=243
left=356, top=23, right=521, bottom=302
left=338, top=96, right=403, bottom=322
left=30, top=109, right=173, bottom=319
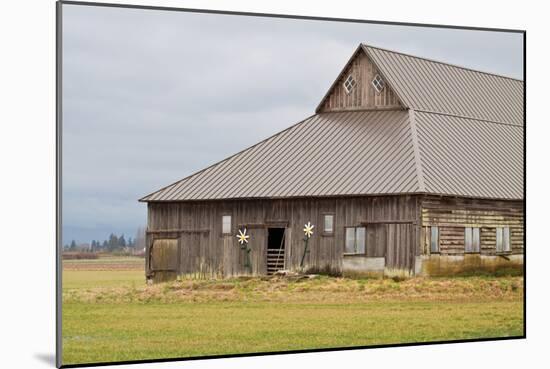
left=344, top=227, right=366, bottom=254
left=222, top=215, right=232, bottom=234
left=343, top=74, right=356, bottom=94
left=430, top=226, right=439, bottom=253
left=496, top=227, right=511, bottom=253
left=465, top=227, right=480, bottom=253
left=324, top=214, right=334, bottom=234
left=372, top=74, right=385, bottom=93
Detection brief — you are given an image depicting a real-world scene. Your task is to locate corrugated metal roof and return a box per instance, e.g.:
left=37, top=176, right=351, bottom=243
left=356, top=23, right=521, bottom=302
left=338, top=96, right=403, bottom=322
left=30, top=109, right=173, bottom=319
left=414, top=111, right=523, bottom=199
left=140, top=110, right=421, bottom=201
left=142, top=45, right=524, bottom=202
left=363, top=45, right=524, bottom=125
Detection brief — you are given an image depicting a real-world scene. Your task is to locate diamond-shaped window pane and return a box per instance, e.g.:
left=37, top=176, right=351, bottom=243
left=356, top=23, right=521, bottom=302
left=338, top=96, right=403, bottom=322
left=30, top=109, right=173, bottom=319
left=343, top=75, right=356, bottom=94
left=372, top=74, right=385, bottom=93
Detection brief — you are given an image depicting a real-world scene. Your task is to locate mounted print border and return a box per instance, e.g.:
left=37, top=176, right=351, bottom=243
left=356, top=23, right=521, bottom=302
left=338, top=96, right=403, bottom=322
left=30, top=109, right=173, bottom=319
left=56, top=1, right=526, bottom=367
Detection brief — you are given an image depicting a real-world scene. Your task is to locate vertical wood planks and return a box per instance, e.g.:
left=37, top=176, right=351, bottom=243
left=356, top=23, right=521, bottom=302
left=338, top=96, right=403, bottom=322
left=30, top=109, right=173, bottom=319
left=319, top=51, right=402, bottom=113
left=146, top=195, right=422, bottom=279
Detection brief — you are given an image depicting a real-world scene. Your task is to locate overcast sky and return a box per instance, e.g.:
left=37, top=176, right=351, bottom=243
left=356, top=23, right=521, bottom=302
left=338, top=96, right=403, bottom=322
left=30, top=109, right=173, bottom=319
left=62, top=4, right=523, bottom=244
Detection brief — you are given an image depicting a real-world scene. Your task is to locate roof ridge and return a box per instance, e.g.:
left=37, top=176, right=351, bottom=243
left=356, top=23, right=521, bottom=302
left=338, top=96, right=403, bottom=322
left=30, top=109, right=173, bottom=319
left=362, top=43, right=523, bottom=82
left=413, top=109, right=523, bottom=127
left=408, top=109, right=426, bottom=192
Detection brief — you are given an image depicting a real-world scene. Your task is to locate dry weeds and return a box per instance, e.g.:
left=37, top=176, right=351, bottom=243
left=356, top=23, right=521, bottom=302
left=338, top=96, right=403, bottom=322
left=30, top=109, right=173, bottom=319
left=63, top=275, right=523, bottom=304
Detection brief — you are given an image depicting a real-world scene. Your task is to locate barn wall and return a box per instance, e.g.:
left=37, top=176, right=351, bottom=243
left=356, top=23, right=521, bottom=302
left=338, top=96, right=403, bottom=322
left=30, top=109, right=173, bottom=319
left=145, top=195, right=419, bottom=279
left=418, top=195, right=524, bottom=275
left=319, top=50, right=402, bottom=112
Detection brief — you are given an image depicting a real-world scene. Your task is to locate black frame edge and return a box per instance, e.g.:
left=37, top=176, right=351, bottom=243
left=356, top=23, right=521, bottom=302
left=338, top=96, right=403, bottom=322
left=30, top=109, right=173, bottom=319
left=56, top=1, right=63, bottom=367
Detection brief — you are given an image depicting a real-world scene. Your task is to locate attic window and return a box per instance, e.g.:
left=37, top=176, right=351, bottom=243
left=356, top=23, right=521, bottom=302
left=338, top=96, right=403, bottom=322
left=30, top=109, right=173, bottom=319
left=343, top=74, right=356, bottom=94
left=372, top=74, right=385, bottom=93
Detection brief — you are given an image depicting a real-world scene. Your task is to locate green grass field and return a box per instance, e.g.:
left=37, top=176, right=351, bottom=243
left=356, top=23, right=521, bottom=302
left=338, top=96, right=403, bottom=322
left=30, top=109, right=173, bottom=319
left=62, top=257, right=524, bottom=365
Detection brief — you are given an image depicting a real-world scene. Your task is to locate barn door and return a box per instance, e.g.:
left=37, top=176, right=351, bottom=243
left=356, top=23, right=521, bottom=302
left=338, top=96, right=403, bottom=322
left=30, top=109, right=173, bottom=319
left=385, top=223, right=415, bottom=275
left=246, top=227, right=267, bottom=275
left=150, top=238, right=179, bottom=283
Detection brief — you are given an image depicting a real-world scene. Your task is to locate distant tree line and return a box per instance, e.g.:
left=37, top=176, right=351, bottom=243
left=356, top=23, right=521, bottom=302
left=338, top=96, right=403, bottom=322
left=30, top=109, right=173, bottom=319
left=63, top=227, right=146, bottom=253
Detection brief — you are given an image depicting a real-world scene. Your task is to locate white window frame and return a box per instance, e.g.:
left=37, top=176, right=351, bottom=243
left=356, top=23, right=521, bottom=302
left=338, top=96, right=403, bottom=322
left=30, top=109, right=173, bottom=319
left=222, top=215, right=232, bottom=235
left=323, top=214, right=334, bottom=234
left=372, top=74, right=385, bottom=93
left=344, top=226, right=366, bottom=255
left=343, top=74, right=357, bottom=94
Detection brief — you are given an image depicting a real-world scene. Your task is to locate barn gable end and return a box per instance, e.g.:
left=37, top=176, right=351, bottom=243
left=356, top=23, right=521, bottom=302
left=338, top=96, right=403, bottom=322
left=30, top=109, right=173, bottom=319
left=316, top=46, right=403, bottom=113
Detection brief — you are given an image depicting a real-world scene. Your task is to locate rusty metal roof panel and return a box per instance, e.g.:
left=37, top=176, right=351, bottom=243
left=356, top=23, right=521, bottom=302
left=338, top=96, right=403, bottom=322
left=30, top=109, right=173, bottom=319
left=141, top=110, right=421, bottom=201
left=415, top=111, right=524, bottom=200
left=363, top=45, right=524, bottom=125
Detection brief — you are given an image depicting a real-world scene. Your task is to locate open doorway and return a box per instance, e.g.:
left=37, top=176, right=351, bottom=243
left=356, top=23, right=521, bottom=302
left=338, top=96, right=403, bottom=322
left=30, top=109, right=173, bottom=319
left=267, top=228, right=285, bottom=275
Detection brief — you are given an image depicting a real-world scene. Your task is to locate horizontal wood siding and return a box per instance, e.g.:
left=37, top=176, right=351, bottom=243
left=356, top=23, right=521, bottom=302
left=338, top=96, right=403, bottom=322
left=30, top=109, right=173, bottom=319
left=420, top=196, right=524, bottom=256
left=319, top=51, right=402, bottom=113
left=146, top=195, right=419, bottom=278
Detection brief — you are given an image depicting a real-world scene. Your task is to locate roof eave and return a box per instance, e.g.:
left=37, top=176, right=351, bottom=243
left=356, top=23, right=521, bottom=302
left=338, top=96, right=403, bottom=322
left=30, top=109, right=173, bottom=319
left=139, top=191, right=524, bottom=204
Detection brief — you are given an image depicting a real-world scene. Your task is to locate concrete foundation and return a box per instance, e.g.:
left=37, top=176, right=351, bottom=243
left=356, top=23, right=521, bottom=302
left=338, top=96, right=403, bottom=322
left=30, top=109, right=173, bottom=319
left=342, top=256, right=385, bottom=277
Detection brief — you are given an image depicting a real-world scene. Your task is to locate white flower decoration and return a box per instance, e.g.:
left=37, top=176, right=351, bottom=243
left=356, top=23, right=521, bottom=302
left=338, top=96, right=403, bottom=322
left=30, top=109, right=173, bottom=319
left=236, top=228, right=250, bottom=245
left=303, top=222, right=314, bottom=238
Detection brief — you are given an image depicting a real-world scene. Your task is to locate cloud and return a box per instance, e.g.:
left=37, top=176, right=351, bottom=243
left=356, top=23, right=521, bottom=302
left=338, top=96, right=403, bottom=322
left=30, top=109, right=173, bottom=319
left=61, top=4, right=523, bottom=243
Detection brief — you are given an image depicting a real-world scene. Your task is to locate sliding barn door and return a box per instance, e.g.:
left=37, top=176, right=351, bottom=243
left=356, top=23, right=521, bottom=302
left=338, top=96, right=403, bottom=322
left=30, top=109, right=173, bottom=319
left=385, top=223, right=415, bottom=274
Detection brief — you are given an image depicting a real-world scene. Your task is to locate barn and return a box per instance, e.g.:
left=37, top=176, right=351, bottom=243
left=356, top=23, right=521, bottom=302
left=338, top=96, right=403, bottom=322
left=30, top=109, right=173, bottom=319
left=139, top=44, right=524, bottom=282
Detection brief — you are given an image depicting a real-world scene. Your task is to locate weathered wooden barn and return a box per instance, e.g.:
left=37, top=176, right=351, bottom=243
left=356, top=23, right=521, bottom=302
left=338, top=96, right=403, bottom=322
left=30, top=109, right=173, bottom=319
left=140, top=44, right=524, bottom=281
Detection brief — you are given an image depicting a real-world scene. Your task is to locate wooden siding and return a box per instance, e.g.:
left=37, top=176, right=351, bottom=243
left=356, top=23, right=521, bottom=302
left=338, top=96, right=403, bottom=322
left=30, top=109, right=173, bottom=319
left=319, top=51, right=402, bottom=112
left=146, top=195, right=419, bottom=279
left=420, top=196, right=524, bottom=256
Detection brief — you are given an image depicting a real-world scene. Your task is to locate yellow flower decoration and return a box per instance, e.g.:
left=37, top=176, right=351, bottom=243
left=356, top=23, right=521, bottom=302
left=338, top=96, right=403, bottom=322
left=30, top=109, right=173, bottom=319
left=236, top=228, right=250, bottom=245
left=303, top=222, right=314, bottom=238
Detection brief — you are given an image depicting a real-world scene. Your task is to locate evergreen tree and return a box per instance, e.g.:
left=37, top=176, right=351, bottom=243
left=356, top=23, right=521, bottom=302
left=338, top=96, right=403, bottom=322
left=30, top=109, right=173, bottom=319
left=108, top=233, right=118, bottom=251
left=70, top=240, right=77, bottom=250
left=119, top=234, right=126, bottom=248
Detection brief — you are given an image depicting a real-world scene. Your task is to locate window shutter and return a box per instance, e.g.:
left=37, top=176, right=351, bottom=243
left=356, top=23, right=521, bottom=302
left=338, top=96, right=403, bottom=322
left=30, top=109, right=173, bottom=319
left=345, top=228, right=355, bottom=254
left=356, top=227, right=366, bottom=254
left=472, top=228, right=480, bottom=252
left=430, top=226, right=439, bottom=253
left=496, top=228, right=503, bottom=252
left=465, top=227, right=472, bottom=252
left=503, top=227, right=511, bottom=252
